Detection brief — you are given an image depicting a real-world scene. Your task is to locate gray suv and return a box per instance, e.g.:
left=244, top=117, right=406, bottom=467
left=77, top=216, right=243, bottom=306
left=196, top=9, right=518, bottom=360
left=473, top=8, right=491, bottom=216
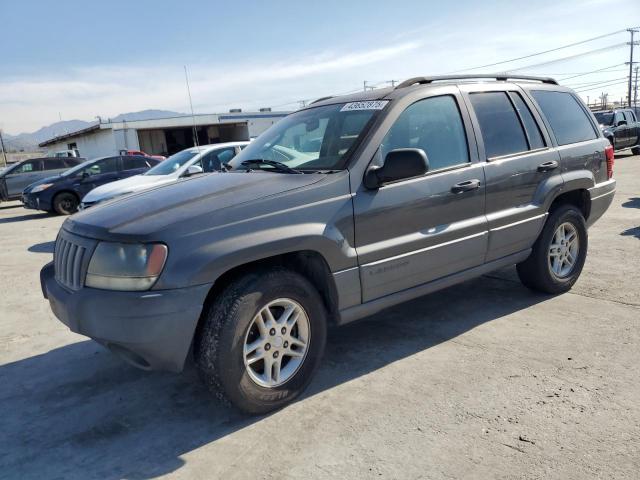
left=41, top=75, right=616, bottom=413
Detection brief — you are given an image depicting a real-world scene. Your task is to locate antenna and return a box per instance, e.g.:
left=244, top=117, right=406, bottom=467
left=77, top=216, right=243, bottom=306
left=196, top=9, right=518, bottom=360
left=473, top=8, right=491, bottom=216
left=184, top=65, right=199, bottom=149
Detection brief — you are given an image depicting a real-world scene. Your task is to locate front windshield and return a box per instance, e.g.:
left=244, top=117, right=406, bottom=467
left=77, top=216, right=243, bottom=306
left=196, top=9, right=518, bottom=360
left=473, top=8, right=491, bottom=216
left=594, top=112, right=614, bottom=125
left=228, top=102, right=383, bottom=171
left=145, top=150, right=198, bottom=176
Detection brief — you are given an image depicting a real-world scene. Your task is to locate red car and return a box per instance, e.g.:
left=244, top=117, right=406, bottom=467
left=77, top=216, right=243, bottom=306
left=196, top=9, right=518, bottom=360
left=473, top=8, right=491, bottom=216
left=121, top=149, right=166, bottom=161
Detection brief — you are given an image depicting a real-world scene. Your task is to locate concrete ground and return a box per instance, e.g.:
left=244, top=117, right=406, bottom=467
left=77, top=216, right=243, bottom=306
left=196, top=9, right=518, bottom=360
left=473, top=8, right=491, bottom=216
left=1, top=153, right=638, bottom=480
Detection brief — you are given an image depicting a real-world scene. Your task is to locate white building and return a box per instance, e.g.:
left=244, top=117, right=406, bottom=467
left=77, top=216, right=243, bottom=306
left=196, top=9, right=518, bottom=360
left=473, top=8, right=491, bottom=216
left=39, top=110, right=289, bottom=159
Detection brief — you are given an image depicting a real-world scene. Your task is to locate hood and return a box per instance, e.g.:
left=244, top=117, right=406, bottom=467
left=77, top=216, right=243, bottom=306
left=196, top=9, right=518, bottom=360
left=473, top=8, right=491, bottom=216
left=82, top=174, right=171, bottom=203
left=65, top=171, right=325, bottom=239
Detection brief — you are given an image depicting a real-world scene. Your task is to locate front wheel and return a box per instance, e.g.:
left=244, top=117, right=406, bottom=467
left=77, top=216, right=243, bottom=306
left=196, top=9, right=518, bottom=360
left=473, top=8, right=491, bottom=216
left=195, top=268, right=327, bottom=414
left=517, top=205, right=588, bottom=294
left=53, top=192, right=79, bottom=215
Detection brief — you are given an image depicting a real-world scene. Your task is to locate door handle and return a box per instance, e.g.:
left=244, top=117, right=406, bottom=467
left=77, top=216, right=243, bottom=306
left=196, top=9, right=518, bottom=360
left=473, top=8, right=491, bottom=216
left=451, top=179, right=481, bottom=193
left=537, top=160, right=559, bottom=172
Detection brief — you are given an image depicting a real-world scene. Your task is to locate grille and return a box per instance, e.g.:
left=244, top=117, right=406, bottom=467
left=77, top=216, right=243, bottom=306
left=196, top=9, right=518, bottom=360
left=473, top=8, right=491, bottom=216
left=54, top=231, right=97, bottom=291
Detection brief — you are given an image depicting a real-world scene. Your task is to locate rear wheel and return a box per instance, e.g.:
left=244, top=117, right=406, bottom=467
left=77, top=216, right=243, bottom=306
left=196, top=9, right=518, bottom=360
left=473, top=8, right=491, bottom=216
left=195, top=268, right=327, bottom=414
left=53, top=192, right=79, bottom=215
left=517, top=205, right=587, bottom=294
left=632, top=145, right=640, bottom=155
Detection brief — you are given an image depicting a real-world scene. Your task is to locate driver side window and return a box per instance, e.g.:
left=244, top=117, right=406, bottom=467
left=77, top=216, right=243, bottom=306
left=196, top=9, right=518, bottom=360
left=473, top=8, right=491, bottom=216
left=381, top=95, right=469, bottom=170
left=84, top=157, right=118, bottom=176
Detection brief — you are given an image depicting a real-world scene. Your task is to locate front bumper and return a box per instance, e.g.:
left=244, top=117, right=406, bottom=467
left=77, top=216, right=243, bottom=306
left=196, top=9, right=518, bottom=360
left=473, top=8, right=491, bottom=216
left=41, top=262, right=212, bottom=372
left=22, top=192, right=51, bottom=211
left=587, top=178, right=616, bottom=227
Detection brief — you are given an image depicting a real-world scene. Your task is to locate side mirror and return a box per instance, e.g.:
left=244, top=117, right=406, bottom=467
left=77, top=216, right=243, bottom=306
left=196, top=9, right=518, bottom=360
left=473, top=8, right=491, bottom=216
left=185, top=165, right=204, bottom=176
left=80, top=171, right=90, bottom=180
left=364, top=148, right=429, bottom=189
left=617, top=119, right=627, bottom=126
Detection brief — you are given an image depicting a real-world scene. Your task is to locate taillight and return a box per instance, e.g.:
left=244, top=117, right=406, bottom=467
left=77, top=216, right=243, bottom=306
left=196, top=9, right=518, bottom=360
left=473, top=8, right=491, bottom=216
left=605, top=144, right=614, bottom=179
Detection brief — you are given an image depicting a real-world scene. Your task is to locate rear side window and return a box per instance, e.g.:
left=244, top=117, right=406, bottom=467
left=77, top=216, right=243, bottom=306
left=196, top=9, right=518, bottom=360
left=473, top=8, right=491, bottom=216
left=44, top=159, right=67, bottom=170
left=201, top=147, right=236, bottom=172
left=381, top=95, right=469, bottom=170
left=64, top=158, right=81, bottom=167
left=509, top=92, right=545, bottom=150
left=470, top=92, right=528, bottom=158
left=122, top=156, right=151, bottom=170
left=530, top=91, right=597, bottom=145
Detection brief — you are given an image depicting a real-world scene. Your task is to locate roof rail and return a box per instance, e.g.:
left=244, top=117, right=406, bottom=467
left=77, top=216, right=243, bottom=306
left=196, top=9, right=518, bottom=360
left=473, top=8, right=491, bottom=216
left=395, top=74, right=558, bottom=89
left=309, top=95, right=334, bottom=105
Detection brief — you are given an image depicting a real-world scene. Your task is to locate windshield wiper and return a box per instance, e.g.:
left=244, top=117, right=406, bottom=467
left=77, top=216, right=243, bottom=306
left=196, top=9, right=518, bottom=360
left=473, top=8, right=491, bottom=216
left=240, top=159, right=303, bottom=174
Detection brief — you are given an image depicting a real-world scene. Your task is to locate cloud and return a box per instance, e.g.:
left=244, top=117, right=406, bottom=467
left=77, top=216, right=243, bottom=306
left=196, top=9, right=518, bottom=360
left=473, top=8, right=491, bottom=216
left=0, top=41, right=421, bottom=134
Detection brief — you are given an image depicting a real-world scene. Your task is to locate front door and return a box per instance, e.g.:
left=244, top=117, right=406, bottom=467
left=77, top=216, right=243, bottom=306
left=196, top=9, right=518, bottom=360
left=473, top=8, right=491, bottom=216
left=353, top=93, right=487, bottom=302
left=73, top=156, right=120, bottom=198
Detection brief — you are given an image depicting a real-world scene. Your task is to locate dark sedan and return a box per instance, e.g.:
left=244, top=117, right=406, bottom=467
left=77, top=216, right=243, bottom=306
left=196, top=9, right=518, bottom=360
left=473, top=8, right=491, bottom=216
left=22, top=155, right=160, bottom=215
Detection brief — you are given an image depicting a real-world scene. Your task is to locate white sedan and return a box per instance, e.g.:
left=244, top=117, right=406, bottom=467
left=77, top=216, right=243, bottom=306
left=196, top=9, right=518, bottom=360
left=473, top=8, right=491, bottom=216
left=79, top=142, right=248, bottom=209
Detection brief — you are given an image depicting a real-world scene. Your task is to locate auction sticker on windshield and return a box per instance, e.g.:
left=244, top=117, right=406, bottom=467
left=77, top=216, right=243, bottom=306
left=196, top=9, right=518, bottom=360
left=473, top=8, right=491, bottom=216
left=340, top=101, right=389, bottom=112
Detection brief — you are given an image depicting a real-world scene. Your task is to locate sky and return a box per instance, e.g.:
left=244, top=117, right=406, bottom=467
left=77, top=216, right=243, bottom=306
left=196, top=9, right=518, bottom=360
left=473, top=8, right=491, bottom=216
left=1, top=0, right=639, bottom=134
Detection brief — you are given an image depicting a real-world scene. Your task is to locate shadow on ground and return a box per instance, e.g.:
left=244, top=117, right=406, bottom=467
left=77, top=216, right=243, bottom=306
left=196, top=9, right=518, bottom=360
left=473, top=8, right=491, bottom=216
left=28, top=241, right=55, bottom=253
left=621, top=226, right=640, bottom=239
left=0, top=212, right=52, bottom=224
left=621, top=197, right=640, bottom=209
left=0, top=273, right=549, bottom=479
left=0, top=204, right=22, bottom=210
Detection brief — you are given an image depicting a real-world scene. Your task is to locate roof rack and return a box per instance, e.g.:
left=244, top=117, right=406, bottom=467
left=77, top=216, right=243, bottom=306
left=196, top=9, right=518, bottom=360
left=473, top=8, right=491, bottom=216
left=395, top=74, right=558, bottom=89
left=310, top=96, right=334, bottom=105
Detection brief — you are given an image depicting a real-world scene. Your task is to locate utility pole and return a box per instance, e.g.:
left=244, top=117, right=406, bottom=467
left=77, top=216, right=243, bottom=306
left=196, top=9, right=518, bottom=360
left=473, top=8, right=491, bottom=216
left=387, top=80, right=399, bottom=87
left=299, top=100, right=307, bottom=109
left=627, top=28, right=639, bottom=107
left=0, top=129, right=7, bottom=167
left=634, top=66, right=639, bottom=108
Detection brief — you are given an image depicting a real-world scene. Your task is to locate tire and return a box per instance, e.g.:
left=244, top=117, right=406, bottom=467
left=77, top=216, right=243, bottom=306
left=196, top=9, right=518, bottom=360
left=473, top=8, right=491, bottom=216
left=194, top=267, right=328, bottom=414
left=52, top=192, right=79, bottom=215
left=516, top=204, right=588, bottom=294
left=632, top=145, right=640, bottom=156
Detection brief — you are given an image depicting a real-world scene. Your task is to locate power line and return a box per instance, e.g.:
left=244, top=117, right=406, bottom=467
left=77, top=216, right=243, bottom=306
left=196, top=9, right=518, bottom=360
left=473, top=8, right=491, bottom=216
left=555, top=64, right=627, bottom=80
left=565, top=76, right=628, bottom=88
left=448, top=28, right=631, bottom=73
left=508, top=43, right=628, bottom=72
left=574, top=80, right=629, bottom=93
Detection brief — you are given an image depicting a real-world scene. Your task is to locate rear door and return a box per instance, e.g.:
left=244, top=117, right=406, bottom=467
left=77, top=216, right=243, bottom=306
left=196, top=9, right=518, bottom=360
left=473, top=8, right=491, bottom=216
left=612, top=111, right=630, bottom=148
left=5, top=159, right=44, bottom=196
left=73, top=156, right=120, bottom=198
left=623, top=110, right=639, bottom=146
left=461, top=85, right=561, bottom=262
left=353, top=90, right=487, bottom=302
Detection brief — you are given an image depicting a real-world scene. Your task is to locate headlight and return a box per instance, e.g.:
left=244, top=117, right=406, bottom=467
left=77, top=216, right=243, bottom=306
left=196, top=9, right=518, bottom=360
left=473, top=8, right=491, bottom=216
left=31, top=183, right=53, bottom=193
left=85, top=242, right=168, bottom=291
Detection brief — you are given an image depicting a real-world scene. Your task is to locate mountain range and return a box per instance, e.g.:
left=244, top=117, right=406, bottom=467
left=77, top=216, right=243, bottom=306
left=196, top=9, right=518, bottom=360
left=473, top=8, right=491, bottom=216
left=3, top=110, right=186, bottom=151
